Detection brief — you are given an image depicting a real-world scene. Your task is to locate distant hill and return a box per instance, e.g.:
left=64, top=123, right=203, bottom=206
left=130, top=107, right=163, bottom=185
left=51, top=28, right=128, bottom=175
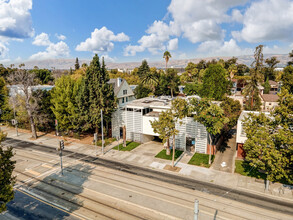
left=9, top=54, right=290, bottom=70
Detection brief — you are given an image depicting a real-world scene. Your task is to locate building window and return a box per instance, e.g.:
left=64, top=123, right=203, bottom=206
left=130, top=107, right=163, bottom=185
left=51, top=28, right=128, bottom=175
left=123, top=89, right=127, bottom=95
left=122, top=97, right=124, bottom=103
left=126, top=97, right=128, bottom=102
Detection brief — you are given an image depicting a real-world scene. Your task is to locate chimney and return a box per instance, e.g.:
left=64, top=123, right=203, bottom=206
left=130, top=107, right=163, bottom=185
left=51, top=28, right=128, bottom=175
left=117, top=78, right=122, bottom=87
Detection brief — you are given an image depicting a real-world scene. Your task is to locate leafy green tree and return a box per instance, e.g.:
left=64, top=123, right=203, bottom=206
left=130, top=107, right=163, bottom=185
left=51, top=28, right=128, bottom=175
left=30, top=68, right=54, bottom=85
left=32, top=89, right=55, bottom=132
left=0, top=132, right=16, bottom=213
left=224, top=57, right=238, bottom=69
left=191, top=98, right=229, bottom=164
left=243, top=110, right=292, bottom=184
left=134, top=84, right=152, bottom=99
left=201, top=64, right=229, bottom=100
left=163, top=51, right=172, bottom=70
left=264, top=56, right=279, bottom=80
left=0, top=77, right=11, bottom=121
left=75, top=57, right=80, bottom=70
left=220, top=97, right=241, bottom=132
left=155, top=68, right=180, bottom=97
left=151, top=110, right=177, bottom=157
left=281, top=65, right=293, bottom=94
left=184, top=82, right=202, bottom=96
left=236, top=64, right=250, bottom=76
left=263, top=77, right=271, bottom=94
left=137, top=60, right=150, bottom=78
left=180, top=62, right=199, bottom=84
left=273, top=88, right=293, bottom=129
left=51, top=75, right=80, bottom=131
left=197, top=60, right=207, bottom=71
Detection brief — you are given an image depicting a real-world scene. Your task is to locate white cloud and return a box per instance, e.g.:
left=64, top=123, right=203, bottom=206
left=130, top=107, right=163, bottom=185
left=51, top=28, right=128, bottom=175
left=197, top=39, right=253, bottom=57
left=124, top=45, right=144, bottom=56
left=30, top=41, right=70, bottom=60
left=75, top=27, right=129, bottom=52
left=0, top=58, right=10, bottom=63
left=124, top=0, right=248, bottom=56
left=101, top=55, right=115, bottom=63
left=167, top=38, right=178, bottom=51
left=231, top=9, right=243, bottom=23
left=0, top=0, right=34, bottom=39
left=0, top=42, right=9, bottom=58
left=232, top=0, right=293, bottom=43
left=32, top=33, right=51, bottom=46
left=55, top=34, right=66, bottom=41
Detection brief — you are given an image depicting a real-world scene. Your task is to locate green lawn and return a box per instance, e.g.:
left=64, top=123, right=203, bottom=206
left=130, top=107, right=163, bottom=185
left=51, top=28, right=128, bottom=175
left=235, top=160, right=267, bottom=180
left=155, top=149, right=183, bottom=160
left=112, top=141, right=140, bottom=151
left=188, top=153, right=215, bottom=168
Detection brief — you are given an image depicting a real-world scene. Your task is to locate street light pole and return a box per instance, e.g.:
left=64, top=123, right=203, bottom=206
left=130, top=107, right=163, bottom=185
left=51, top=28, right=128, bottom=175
left=101, top=109, right=104, bottom=155
left=13, top=106, right=18, bottom=136
left=117, top=108, right=120, bottom=151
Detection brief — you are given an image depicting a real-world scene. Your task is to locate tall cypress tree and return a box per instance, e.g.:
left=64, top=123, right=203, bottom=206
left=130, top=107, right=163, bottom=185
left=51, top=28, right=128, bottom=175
left=76, top=54, right=116, bottom=133
left=75, top=57, right=80, bottom=70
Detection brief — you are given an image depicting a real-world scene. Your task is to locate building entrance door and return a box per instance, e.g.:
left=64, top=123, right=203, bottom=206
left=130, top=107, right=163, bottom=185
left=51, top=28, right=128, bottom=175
left=186, top=137, right=195, bottom=152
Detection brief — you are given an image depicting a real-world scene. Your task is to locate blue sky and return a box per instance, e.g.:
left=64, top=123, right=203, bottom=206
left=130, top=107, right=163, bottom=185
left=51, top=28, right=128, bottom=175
left=0, top=0, right=293, bottom=64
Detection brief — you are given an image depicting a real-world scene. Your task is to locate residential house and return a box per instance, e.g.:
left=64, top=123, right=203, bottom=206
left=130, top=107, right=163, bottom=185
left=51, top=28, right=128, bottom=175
left=236, top=111, right=270, bottom=159
left=112, top=96, right=210, bottom=154
left=7, top=85, right=54, bottom=97
left=108, top=78, right=135, bottom=107
left=268, top=80, right=279, bottom=94
left=260, top=94, right=279, bottom=111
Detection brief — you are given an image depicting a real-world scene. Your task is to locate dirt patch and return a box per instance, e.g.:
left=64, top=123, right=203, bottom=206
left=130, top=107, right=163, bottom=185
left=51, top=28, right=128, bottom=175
left=164, top=165, right=181, bottom=172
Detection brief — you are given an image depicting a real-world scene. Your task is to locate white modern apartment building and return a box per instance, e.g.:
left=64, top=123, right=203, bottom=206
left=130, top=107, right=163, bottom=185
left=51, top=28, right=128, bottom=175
left=112, top=96, right=209, bottom=153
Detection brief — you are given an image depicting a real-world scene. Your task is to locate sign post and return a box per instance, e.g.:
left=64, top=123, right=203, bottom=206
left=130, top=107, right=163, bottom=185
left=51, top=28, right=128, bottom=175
left=194, top=199, right=199, bottom=220
left=59, top=140, right=64, bottom=175
left=12, top=119, right=18, bottom=136
left=101, top=109, right=104, bottom=155
left=55, top=119, right=59, bottom=136
left=94, top=133, right=98, bottom=155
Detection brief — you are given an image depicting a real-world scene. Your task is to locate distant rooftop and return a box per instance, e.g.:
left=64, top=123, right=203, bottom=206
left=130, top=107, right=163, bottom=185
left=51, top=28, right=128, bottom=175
left=125, top=95, right=201, bottom=109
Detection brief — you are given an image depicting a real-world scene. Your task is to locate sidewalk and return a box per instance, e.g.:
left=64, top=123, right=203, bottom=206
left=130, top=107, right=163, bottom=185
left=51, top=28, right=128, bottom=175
left=2, top=126, right=292, bottom=201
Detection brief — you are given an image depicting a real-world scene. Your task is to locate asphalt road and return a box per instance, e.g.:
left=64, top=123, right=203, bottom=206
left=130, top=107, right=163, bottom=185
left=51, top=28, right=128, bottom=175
left=4, top=137, right=293, bottom=217
left=0, top=189, right=80, bottom=220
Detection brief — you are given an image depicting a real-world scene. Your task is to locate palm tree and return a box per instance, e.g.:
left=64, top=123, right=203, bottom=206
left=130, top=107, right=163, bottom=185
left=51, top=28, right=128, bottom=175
left=141, top=71, right=159, bottom=93
left=163, top=51, right=172, bottom=70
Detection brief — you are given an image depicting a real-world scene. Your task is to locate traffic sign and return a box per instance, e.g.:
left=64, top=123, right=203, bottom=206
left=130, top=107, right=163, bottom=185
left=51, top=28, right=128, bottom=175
left=11, top=119, right=17, bottom=125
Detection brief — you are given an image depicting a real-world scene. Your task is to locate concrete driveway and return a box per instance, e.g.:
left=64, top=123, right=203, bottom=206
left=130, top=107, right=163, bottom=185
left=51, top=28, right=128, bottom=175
left=131, top=141, right=164, bottom=157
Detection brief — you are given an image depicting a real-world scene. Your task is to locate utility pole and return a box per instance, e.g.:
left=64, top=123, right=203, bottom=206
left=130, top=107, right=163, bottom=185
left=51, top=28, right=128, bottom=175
left=55, top=119, right=59, bottom=136
left=101, top=109, right=104, bottom=155
left=194, top=199, right=199, bottom=220
left=59, top=140, right=64, bottom=175
left=94, top=133, right=98, bottom=155
left=117, top=108, right=120, bottom=151
left=13, top=106, right=18, bottom=136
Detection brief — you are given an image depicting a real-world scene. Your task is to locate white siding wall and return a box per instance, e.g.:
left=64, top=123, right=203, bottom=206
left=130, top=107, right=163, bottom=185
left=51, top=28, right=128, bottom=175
left=142, top=116, right=159, bottom=136
left=111, top=109, right=125, bottom=138
left=126, top=109, right=143, bottom=142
